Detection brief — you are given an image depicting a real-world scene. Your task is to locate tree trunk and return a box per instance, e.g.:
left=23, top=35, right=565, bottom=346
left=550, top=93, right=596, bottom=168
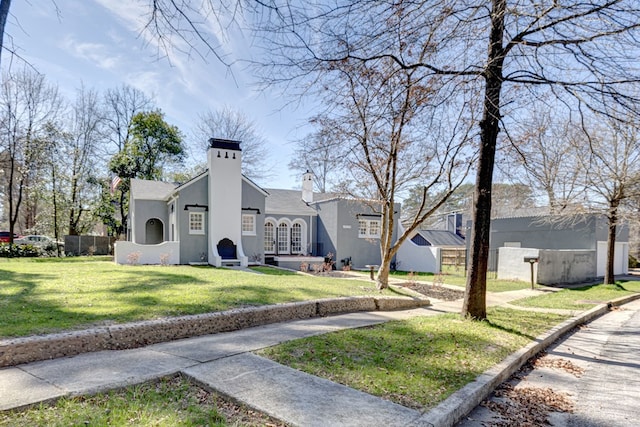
left=604, top=201, right=619, bottom=285
left=462, top=0, right=506, bottom=320
left=376, top=255, right=391, bottom=290
left=0, top=0, right=12, bottom=69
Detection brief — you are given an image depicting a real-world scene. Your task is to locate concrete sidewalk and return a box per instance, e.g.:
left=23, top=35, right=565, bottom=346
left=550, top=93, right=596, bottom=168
left=0, top=288, right=625, bottom=427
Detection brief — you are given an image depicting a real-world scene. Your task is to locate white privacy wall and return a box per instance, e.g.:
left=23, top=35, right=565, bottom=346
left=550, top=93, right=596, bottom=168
left=114, top=241, right=180, bottom=265
left=497, top=247, right=540, bottom=282
left=396, top=238, right=441, bottom=273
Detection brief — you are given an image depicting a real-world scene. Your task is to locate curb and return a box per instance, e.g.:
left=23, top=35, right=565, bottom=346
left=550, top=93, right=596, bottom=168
left=0, top=295, right=430, bottom=368
left=416, top=293, right=640, bottom=427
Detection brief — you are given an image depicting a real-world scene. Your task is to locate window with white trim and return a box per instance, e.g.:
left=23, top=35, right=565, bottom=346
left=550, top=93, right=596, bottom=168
left=189, top=212, right=205, bottom=235
left=291, top=223, right=302, bottom=253
left=242, top=214, right=256, bottom=236
left=358, top=219, right=381, bottom=238
left=264, top=221, right=275, bottom=253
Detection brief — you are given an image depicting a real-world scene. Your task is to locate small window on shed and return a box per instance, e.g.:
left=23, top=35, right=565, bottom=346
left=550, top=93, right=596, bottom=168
left=411, top=233, right=430, bottom=246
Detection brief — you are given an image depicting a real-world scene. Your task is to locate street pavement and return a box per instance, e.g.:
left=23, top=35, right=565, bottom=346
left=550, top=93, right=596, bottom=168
left=458, top=298, right=640, bottom=426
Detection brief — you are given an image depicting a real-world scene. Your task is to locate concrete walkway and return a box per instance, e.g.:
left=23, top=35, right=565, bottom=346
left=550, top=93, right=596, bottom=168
left=0, top=288, right=625, bottom=426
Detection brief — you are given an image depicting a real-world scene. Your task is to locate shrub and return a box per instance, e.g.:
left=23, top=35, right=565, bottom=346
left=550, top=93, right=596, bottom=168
left=0, top=243, right=42, bottom=258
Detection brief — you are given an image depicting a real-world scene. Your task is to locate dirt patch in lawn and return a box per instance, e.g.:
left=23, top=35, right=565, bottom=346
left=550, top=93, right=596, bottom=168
left=400, top=283, right=465, bottom=301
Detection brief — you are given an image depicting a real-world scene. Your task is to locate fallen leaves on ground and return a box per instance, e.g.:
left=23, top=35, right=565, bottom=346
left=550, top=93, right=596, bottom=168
left=534, top=355, right=585, bottom=377
left=482, top=383, right=574, bottom=426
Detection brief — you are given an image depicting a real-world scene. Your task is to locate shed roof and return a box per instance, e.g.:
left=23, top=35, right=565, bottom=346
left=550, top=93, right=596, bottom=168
left=418, top=230, right=465, bottom=247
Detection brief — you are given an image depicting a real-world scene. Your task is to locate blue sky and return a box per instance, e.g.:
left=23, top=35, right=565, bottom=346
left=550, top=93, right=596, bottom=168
left=7, top=0, right=314, bottom=188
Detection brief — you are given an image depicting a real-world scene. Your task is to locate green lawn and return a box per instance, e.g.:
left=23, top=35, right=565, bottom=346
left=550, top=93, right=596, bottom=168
left=0, top=375, right=283, bottom=427
left=384, top=269, right=531, bottom=292
left=511, top=281, right=640, bottom=310
left=0, top=258, right=387, bottom=338
left=258, top=307, right=570, bottom=411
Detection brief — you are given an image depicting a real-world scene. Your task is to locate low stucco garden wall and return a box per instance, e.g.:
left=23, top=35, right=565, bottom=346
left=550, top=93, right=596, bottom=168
left=0, top=296, right=429, bottom=368
left=498, top=247, right=597, bottom=285
left=497, top=247, right=540, bottom=283
left=537, top=249, right=596, bottom=285
left=114, top=241, right=180, bottom=265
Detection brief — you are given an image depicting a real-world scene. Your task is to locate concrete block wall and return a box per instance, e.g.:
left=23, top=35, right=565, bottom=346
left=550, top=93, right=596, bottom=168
left=497, top=247, right=540, bottom=282
left=498, top=247, right=597, bottom=285
left=538, top=249, right=596, bottom=285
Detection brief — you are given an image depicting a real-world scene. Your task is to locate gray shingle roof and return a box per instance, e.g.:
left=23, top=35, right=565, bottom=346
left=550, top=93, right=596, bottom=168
left=264, top=189, right=317, bottom=216
left=130, top=178, right=177, bottom=201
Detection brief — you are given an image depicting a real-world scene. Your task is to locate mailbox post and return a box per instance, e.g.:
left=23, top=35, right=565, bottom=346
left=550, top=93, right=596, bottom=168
left=524, top=257, right=538, bottom=289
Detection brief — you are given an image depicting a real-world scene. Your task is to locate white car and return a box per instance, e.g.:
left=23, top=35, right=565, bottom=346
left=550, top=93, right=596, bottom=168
left=14, top=235, right=63, bottom=248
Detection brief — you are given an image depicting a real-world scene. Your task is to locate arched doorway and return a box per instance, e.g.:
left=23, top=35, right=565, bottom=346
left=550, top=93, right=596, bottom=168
left=145, top=218, right=163, bottom=244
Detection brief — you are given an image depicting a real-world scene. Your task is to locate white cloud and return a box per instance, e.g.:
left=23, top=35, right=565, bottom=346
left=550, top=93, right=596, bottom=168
left=60, top=36, right=121, bottom=70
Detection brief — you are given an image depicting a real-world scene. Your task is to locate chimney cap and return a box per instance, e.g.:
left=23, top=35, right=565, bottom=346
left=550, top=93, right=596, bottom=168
left=209, top=138, right=242, bottom=151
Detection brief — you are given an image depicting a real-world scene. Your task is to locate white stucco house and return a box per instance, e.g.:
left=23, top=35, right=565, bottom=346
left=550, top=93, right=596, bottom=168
left=115, top=138, right=399, bottom=270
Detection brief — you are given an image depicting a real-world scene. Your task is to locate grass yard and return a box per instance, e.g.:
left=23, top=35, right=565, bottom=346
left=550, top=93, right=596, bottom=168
left=0, top=375, right=286, bottom=427
left=511, top=281, right=640, bottom=310
left=258, top=307, right=570, bottom=411
left=384, top=269, right=531, bottom=292
left=0, top=257, right=389, bottom=338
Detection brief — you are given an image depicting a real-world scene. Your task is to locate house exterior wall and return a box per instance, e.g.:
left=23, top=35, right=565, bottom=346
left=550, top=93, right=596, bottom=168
left=595, top=216, right=629, bottom=242
left=335, top=199, right=381, bottom=269
left=315, top=202, right=338, bottom=259
left=176, top=175, right=209, bottom=264
left=489, top=216, right=597, bottom=250
left=314, top=199, right=400, bottom=270
left=131, top=200, right=170, bottom=244
left=596, top=241, right=629, bottom=276
left=241, top=179, right=267, bottom=263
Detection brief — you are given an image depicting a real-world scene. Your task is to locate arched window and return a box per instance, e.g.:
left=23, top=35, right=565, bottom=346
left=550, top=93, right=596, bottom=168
left=264, top=220, right=275, bottom=253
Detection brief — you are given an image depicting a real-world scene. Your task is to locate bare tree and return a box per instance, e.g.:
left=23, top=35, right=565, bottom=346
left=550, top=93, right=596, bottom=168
left=288, top=126, right=343, bottom=193
left=193, top=105, right=272, bottom=182
left=64, top=85, right=105, bottom=235
left=576, top=112, right=640, bottom=284
left=307, top=54, right=475, bottom=289
left=254, top=0, right=640, bottom=319
left=103, top=85, right=154, bottom=155
left=0, top=68, right=61, bottom=242
left=501, top=106, right=585, bottom=214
